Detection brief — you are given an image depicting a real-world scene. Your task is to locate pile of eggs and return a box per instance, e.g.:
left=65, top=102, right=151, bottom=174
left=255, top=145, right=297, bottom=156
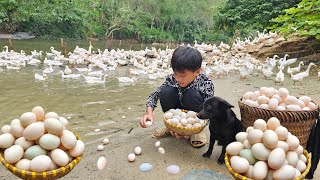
left=163, top=109, right=205, bottom=128
left=226, top=117, right=307, bottom=180
left=0, top=106, right=85, bottom=173
left=242, top=87, right=318, bottom=111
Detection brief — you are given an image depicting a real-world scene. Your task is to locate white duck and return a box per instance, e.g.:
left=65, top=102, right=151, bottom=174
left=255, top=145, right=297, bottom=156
left=59, top=71, right=81, bottom=79
left=83, top=74, right=108, bottom=84
left=43, top=64, right=54, bottom=74
left=275, top=66, right=284, bottom=85
left=290, top=63, right=317, bottom=85
left=279, top=54, right=298, bottom=67
left=117, top=77, right=136, bottom=83
left=50, top=47, right=61, bottom=56
left=34, top=73, right=48, bottom=81
left=64, top=65, right=72, bottom=75
left=287, top=61, right=304, bottom=74
left=261, top=68, right=273, bottom=79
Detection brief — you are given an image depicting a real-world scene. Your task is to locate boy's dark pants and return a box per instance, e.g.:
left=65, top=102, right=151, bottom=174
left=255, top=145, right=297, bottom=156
left=160, top=86, right=204, bottom=112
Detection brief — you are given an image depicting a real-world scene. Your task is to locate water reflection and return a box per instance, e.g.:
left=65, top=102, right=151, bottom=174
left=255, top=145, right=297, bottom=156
left=0, top=66, right=162, bottom=143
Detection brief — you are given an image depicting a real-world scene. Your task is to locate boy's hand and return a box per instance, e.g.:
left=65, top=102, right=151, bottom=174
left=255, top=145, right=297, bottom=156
left=140, top=113, right=154, bottom=128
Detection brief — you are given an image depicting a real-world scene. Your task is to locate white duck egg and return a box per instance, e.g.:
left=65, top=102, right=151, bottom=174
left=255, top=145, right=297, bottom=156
left=170, top=118, right=179, bottom=125
left=243, top=91, right=253, bottom=100
left=253, top=119, right=267, bottom=131
left=199, top=120, right=205, bottom=125
left=275, top=126, right=288, bottom=141
left=187, top=118, right=196, bottom=125
left=193, top=123, right=201, bottom=128
left=180, top=118, right=187, bottom=126
left=10, top=122, right=24, bottom=138
left=168, top=109, right=175, bottom=113
left=250, top=101, right=260, bottom=107
left=186, top=111, right=197, bottom=118
left=295, top=145, right=303, bottom=156
left=264, top=87, right=276, bottom=98
left=307, top=102, right=317, bottom=110
left=230, top=156, right=250, bottom=173
left=44, top=112, right=59, bottom=120
left=4, top=144, right=24, bottom=164
left=44, top=118, right=64, bottom=135
left=180, top=112, right=187, bottom=119
left=186, top=124, right=193, bottom=128
left=299, top=154, right=307, bottom=163
left=60, top=130, right=77, bottom=149
left=243, top=140, right=252, bottom=149
left=24, top=145, right=47, bottom=160
left=0, top=133, right=15, bottom=148
left=296, top=99, right=305, bottom=108
left=257, top=95, right=270, bottom=105
left=252, top=161, right=268, bottom=180
left=296, top=160, right=306, bottom=173
left=267, top=117, right=280, bottom=130
left=287, top=151, right=299, bottom=167
left=259, top=104, right=269, bottom=110
left=273, top=165, right=295, bottom=180
left=69, top=140, right=85, bottom=157
left=260, top=87, right=268, bottom=94
left=134, top=147, right=142, bottom=155
left=20, top=112, right=37, bottom=127
left=145, top=121, right=152, bottom=127
left=286, top=134, right=300, bottom=151
left=39, top=134, right=60, bottom=150
left=285, top=96, right=298, bottom=105
left=295, top=168, right=301, bottom=178
left=235, top=132, right=247, bottom=143
left=226, top=142, right=244, bottom=156
left=278, top=88, right=289, bottom=98
left=29, top=155, right=52, bottom=172
left=23, top=122, right=45, bottom=141
left=272, top=94, right=283, bottom=103
left=51, top=149, right=69, bottom=166
left=302, top=107, right=311, bottom=111
left=1, top=125, right=11, bottom=134
left=239, top=149, right=257, bottom=165
left=155, top=141, right=161, bottom=147
left=276, top=141, right=289, bottom=152
left=97, top=156, right=107, bottom=170
left=287, top=104, right=302, bottom=111
left=32, top=106, right=45, bottom=121
left=251, top=143, right=271, bottom=161
left=244, top=165, right=254, bottom=178
left=15, top=159, right=31, bottom=171
left=251, top=91, right=260, bottom=101
left=262, top=130, right=278, bottom=149
left=164, top=112, right=173, bottom=119
left=247, top=129, right=263, bottom=144
left=299, top=96, right=311, bottom=105
left=268, top=148, right=286, bottom=170
left=103, top=138, right=110, bottom=144
left=276, top=105, right=286, bottom=111
left=128, top=153, right=136, bottom=162
left=158, top=147, right=165, bottom=154
left=58, top=117, right=69, bottom=128
left=15, top=137, right=34, bottom=150
left=173, top=109, right=182, bottom=116
left=246, top=126, right=254, bottom=133
left=97, top=145, right=104, bottom=151
left=268, top=98, right=279, bottom=110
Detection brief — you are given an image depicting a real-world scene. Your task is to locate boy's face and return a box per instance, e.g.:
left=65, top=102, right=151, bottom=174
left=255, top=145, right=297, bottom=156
left=174, top=68, right=201, bottom=87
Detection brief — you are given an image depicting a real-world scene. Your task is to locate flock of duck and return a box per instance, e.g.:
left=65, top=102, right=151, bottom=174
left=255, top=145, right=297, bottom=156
left=0, top=30, right=319, bottom=85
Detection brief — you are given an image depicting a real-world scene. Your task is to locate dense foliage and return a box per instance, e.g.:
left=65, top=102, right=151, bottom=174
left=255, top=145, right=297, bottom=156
left=270, top=0, right=320, bottom=40
left=1, top=0, right=318, bottom=42
left=214, top=0, right=301, bottom=37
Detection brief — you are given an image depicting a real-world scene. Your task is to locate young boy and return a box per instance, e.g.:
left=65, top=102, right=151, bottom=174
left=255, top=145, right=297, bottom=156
left=140, top=46, right=214, bottom=147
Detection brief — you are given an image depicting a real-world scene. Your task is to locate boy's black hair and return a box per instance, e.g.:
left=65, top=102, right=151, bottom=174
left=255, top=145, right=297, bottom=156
left=171, top=46, right=202, bottom=72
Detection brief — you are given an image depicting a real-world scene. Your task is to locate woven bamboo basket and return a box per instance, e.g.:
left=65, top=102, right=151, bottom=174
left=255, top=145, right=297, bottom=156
left=0, top=132, right=83, bottom=180
left=225, top=150, right=311, bottom=180
left=163, top=110, right=207, bottom=136
left=238, top=99, right=319, bottom=148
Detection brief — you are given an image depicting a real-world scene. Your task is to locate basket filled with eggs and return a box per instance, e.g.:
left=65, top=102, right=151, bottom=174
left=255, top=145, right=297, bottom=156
left=0, top=106, right=84, bottom=179
left=163, top=109, right=207, bottom=136
left=239, top=87, right=319, bottom=148
left=225, top=117, right=311, bottom=180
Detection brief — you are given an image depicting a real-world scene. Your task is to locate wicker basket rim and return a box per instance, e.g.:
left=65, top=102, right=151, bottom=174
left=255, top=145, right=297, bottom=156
left=0, top=131, right=83, bottom=179
left=224, top=150, right=311, bottom=180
